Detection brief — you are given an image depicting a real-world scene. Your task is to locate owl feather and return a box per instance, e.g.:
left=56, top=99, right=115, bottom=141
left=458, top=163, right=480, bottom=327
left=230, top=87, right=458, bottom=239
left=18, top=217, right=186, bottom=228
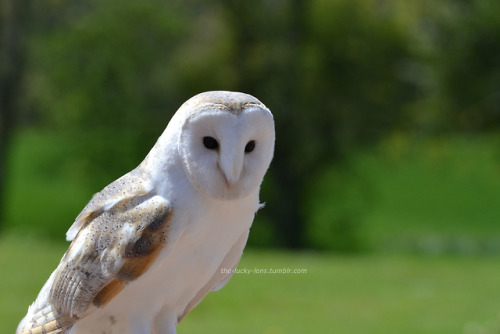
left=17, top=170, right=173, bottom=334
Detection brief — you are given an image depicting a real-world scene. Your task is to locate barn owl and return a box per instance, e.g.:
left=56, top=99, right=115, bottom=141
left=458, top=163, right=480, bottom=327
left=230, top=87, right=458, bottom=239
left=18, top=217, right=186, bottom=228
left=17, top=91, right=275, bottom=334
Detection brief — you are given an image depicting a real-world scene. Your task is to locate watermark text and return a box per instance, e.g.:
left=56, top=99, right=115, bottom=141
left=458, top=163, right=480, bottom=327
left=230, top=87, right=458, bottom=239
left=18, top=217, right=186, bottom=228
left=221, top=267, right=308, bottom=275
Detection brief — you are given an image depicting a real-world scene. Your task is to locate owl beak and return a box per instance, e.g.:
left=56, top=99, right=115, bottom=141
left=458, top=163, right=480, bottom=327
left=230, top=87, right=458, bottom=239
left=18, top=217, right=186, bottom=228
left=219, top=148, right=243, bottom=191
left=224, top=175, right=234, bottom=190
left=220, top=167, right=239, bottom=190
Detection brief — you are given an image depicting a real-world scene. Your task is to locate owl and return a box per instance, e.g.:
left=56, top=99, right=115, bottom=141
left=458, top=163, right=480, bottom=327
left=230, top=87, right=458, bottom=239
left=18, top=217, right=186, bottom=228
left=16, top=91, right=275, bottom=334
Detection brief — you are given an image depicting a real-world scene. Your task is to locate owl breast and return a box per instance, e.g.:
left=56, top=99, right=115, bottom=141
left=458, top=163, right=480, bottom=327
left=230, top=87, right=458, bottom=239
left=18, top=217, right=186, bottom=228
left=70, top=192, right=258, bottom=334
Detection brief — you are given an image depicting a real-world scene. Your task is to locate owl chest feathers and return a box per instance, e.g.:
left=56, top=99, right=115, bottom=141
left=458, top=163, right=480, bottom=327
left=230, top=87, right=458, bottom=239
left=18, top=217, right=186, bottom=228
left=66, top=178, right=258, bottom=333
left=141, top=183, right=258, bottom=297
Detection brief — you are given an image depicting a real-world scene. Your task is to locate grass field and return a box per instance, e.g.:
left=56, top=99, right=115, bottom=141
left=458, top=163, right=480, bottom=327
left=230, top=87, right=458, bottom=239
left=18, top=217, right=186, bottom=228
left=3, top=233, right=500, bottom=334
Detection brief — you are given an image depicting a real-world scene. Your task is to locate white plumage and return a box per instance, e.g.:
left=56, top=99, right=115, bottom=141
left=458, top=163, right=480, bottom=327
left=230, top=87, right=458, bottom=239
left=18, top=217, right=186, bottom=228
left=17, top=91, right=275, bottom=334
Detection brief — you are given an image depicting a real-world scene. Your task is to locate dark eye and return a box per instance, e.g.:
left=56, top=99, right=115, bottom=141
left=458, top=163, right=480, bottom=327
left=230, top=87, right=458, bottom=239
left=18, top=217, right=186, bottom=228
left=245, top=140, right=256, bottom=153
left=203, top=136, right=219, bottom=150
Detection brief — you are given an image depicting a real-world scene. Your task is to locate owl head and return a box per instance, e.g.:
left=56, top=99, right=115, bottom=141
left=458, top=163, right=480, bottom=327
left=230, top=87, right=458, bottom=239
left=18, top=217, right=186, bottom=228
left=174, top=91, right=275, bottom=200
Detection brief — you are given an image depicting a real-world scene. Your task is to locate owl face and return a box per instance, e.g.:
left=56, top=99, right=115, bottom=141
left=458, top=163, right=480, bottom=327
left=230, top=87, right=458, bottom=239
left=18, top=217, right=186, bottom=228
left=178, top=102, right=274, bottom=200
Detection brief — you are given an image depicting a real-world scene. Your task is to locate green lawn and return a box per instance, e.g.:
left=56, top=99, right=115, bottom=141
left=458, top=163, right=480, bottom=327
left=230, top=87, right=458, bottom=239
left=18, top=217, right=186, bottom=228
left=3, top=233, right=500, bottom=334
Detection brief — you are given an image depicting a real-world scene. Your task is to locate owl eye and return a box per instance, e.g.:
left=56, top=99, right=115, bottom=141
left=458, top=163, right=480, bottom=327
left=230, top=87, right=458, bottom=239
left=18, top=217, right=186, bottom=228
left=245, top=140, right=256, bottom=153
left=203, top=136, right=219, bottom=150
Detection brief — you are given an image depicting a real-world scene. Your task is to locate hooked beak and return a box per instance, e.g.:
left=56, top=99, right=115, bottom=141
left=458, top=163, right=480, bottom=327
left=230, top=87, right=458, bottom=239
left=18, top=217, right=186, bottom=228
left=218, top=147, right=243, bottom=191
left=223, top=174, right=234, bottom=190
left=219, top=165, right=240, bottom=191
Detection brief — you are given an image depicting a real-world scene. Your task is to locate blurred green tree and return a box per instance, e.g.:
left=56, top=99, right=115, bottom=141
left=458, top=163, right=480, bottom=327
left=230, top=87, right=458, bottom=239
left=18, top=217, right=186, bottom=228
left=13, top=0, right=500, bottom=251
left=29, top=1, right=194, bottom=189
left=0, top=0, right=31, bottom=229
left=17, top=0, right=421, bottom=249
left=432, top=0, right=500, bottom=132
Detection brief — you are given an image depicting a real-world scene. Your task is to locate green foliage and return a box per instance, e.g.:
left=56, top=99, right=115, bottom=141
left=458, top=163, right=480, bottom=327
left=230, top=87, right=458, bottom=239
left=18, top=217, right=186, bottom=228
left=410, top=0, right=500, bottom=132
left=19, top=0, right=421, bottom=248
left=305, top=133, right=500, bottom=254
left=303, top=0, right=417, bottom=148
left=305, top=163, right=371, bottom=252
left=436, top=0, right=500, bottom=131
left=3, top=0, right=500, bottom=250
left=28, top=0, right=194, bottom=188
left=362, top=134, right=500, bottom=253
left=4, top=130, right=92, bottom=238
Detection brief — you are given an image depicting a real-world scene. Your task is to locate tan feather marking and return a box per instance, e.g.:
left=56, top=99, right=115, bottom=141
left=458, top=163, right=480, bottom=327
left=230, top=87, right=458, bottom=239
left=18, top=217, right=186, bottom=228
left=93, top=279, right=125, bottom=307
left=89, top=206, right=173, bottom=307
left=77, top=210, right=103, bottom=232
left=118, top=245, right=162, bottom=282
left=180, top=91, right=267, bottom=117
left=119, top=206, right=173, bottom=281
left=17, top=314, right=74, bottom=334
left=90, top=252, right=164, bottom=309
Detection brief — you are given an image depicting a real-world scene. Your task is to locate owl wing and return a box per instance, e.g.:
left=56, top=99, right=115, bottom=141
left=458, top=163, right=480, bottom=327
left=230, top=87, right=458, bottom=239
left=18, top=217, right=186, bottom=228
left=178, top=229, right=249, bottom=322
left=17, top=171, right=175, bottom=334
left=66, top=169, right=150, bottom=242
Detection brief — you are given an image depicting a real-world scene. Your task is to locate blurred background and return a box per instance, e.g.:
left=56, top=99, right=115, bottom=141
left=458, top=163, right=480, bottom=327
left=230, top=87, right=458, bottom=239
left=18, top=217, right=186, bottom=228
left=1, top=0, right=500, bottom=333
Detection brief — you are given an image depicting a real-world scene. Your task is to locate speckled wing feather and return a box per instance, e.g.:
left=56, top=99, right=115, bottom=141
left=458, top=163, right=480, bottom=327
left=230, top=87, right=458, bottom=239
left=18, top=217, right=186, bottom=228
left=66, top=168, right=151, bottom=242
left=17, top=169, right=174, bottom=334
